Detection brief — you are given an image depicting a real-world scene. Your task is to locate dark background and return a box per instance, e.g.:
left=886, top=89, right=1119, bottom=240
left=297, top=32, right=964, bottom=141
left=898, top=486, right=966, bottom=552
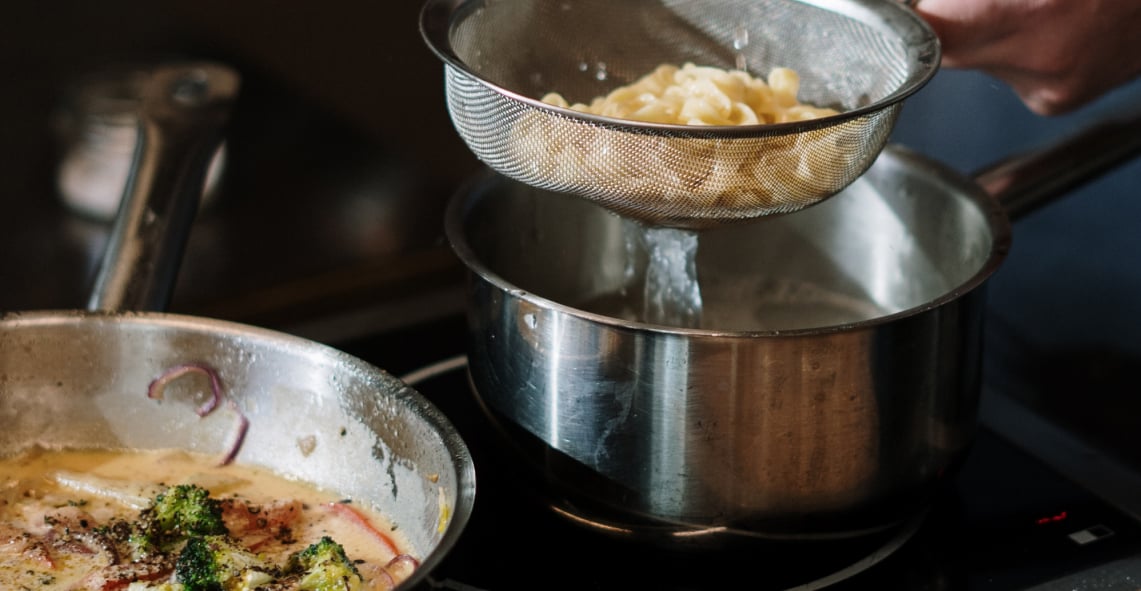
left=4, top=0, right=1140, bottom=480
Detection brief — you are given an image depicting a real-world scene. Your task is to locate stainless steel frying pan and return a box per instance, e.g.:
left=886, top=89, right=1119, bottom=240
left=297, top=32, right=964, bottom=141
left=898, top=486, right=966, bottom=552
left=0, top=63, right=475, bottom=588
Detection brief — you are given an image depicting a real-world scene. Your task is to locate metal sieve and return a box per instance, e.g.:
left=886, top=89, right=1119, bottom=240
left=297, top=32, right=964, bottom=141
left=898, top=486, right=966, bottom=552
left=421, top=0, right=940, bottom=229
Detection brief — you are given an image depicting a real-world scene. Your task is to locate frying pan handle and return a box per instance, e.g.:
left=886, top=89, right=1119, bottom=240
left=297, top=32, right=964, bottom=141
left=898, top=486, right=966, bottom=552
left=972, top=105, right=1141, bottom=221
left=87, top=62, right=240, bottom=312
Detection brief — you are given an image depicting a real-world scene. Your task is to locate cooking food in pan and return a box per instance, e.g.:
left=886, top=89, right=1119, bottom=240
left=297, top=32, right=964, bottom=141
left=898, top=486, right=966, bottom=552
left=1, top=364, right=421, bottom=590
left=0, top=311, right=473, bottom=591
left=1, top=447, right=418, bottom=590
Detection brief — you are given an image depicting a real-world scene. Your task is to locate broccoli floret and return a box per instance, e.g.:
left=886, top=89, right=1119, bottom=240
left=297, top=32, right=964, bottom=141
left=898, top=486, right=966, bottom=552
left=133, top=484, right=227, bottom=556
left=153, top=485, right=227, bottom=537
left=287, top=536, right=363, bottom=591
left=175, top=534, right=275, bottom=591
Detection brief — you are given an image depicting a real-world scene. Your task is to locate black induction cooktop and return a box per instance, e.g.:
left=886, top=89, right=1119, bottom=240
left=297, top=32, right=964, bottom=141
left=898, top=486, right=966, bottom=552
left=396, top=360, right=1141, bottom=591
left=333, top=314, right=1141, bottom=591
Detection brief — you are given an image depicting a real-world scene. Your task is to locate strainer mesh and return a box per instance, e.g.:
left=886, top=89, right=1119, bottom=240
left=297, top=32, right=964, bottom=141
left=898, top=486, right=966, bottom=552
left=428, top=0, right=937, bottom=227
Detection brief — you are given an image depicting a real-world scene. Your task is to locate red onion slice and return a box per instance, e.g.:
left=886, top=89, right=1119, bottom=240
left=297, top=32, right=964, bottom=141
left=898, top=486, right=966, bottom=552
left=325, top=501, right=401, bottom=557
left=217, top=399, right=249, bottom=467
left=147, top=363, right=223, bottom=416
left=146, top=363, right=248, bottom=466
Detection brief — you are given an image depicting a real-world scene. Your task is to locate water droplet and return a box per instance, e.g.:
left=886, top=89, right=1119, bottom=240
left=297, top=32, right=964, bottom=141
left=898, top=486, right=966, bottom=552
left=733, top=26, right=750, bottom=72
left=595, top=62, right=608, bottom=81
left=732, top=27, right=749, bottom=50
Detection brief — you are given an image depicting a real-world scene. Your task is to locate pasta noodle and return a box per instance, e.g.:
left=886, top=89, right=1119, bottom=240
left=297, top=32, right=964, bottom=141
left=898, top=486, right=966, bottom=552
left=504, top=63, right=858, bottom=216
left=540, top=63, right=838, bottom=125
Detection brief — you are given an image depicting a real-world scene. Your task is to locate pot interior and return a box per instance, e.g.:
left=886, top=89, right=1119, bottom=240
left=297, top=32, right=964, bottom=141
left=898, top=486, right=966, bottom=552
left=451, top=145, right=1009, bottom=332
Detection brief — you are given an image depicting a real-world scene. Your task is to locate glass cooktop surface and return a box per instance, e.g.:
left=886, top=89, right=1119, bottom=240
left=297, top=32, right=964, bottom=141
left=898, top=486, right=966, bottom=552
left=339, top=318, right=1141, bottom=591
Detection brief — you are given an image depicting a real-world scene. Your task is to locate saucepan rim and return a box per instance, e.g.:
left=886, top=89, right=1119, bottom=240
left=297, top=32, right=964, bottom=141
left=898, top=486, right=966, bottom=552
left=443, top=145, right=1013, bottom=338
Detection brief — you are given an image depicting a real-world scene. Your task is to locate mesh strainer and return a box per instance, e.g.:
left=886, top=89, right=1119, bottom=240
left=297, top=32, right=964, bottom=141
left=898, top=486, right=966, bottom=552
left=421, top=0, right=939, bottom=228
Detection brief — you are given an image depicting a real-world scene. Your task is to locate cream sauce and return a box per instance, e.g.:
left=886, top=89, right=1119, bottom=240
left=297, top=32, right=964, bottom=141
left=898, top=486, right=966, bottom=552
left=0, top=447, right=415, bottom=590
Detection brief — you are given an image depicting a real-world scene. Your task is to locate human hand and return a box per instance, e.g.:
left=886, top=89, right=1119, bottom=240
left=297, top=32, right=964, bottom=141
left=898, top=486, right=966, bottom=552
left=912, top=0, right=1141, bottom=115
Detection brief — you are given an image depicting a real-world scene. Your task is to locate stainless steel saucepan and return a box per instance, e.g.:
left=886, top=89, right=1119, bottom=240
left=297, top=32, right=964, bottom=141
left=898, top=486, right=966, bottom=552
left=0, top=63, right=475, bottom=587
left=445, top=104, right=1141, bottom=543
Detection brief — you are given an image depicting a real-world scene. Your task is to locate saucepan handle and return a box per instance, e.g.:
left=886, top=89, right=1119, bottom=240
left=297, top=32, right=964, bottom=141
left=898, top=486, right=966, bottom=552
left=87, top=62, right=240, bottom=312
left=972, top=104, right=1141, bottom=221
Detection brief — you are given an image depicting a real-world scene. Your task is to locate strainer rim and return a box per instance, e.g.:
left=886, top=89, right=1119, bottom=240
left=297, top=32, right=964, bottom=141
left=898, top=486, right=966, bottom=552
left=420, top=0, right=941, bottom=137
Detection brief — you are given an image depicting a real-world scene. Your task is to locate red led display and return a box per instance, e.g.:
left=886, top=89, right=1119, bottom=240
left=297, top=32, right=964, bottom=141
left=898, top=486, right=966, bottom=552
left=1036, top=510, right=1068, bottom=525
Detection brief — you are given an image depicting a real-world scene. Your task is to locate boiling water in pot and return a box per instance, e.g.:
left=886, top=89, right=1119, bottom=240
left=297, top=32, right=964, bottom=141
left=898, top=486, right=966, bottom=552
left=581, top=220, right=888, bottom=331
left=627, top=223, right=704, bottom=328
left=456, top=168, right=994, bottom=334
left=579, top=281, right=887, bottom=331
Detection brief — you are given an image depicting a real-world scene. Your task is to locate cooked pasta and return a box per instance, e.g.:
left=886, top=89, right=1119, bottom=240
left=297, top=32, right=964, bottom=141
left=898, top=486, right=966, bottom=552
left=540, top=63, right=838, bottom=125
left=506, top=63, right=857, bottom=216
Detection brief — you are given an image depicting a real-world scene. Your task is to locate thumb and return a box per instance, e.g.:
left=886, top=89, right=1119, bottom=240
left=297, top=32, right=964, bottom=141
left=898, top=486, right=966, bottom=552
left=906, top=0, right=998, bottom=68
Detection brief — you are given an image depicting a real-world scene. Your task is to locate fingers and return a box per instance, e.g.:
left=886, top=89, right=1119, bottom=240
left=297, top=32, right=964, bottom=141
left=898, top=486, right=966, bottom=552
left=905, top=0, right=1141, bottom=113
left=980, top=66, right=1086, bottom=116
left=909, top=0, right=1015, bottom=69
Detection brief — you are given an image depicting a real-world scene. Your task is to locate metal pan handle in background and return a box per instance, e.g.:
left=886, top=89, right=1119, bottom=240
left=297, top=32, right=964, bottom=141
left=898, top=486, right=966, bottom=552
left=973, top=104, right=1141, bottom=221
left=87, top=62, right=240, bottom=313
